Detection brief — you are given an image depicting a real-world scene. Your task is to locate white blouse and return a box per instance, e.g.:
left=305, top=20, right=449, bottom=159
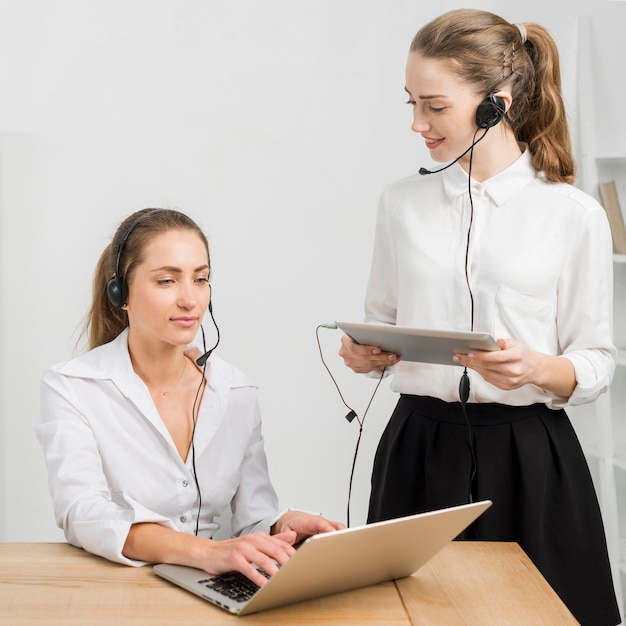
left=36, top=329, right=280, bottom=566
left=364, top=149, right=616, bottom=407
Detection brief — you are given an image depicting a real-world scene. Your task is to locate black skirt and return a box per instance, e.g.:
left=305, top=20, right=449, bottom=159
left=368, top=394, right=621, bottom=626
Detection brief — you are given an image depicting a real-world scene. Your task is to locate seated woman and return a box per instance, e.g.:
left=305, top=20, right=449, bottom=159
left=36, top=208, right=343, bottom=587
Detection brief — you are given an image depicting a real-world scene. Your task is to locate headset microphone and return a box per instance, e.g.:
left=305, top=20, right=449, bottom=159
left=196, top=300, right=220, bottom=367
left=419, top=91, right=506, bottom=176
left=419, top=142, right=480, bottom=176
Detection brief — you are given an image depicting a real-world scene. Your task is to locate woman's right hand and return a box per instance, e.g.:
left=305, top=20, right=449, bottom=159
left=203, top=530, right=297, bottom=587
left=339, top=334, right=398, bottom=373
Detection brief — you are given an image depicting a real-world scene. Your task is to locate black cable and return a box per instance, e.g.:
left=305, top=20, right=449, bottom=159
left=190, top=325, right=208, bottom=536
left=316, top=325, right=386, bottom=527
left=315, top=325, right=358, bottom=424
left=459, top=130, right=481, bottom=505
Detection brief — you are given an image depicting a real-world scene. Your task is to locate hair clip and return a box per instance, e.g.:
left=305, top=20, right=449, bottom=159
left=513, top=22, right=527, bottom=44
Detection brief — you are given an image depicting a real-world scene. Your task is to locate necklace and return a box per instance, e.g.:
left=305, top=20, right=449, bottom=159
left=141, top=358, right=187, bottom=397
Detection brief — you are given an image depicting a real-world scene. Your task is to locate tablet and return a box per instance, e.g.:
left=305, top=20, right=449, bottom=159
left=336, top=321, right=500, bottom=366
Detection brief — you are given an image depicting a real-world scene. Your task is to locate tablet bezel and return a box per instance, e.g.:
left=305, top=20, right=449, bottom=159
left=336, top=321, right=500, bottom=366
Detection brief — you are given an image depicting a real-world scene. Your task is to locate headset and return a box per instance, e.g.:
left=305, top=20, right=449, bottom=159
left=419, top=91, right=507, bottom=176
left=107, top=208, right=164, bottom=308
left=475, top=91, right=506, bottom=129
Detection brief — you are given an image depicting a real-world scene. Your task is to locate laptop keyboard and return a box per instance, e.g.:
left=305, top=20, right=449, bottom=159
left=198, top=570, right=268, bottom=604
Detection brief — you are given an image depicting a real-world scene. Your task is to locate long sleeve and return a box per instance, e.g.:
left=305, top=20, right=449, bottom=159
left=36, top=368, right=178, bottom=565
left=358, top=151, right=617, bottom=407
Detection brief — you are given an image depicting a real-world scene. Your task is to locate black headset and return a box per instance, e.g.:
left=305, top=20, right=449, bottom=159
left=107, top=209, right=163, bottom=308
left=475, top=91, right=506, bottom=129
left=419, top=91, right=508, bottom=176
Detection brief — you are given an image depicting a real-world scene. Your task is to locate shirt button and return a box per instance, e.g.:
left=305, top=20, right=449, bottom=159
left=180, top=515, right=188, bottom=523
left=182, top=480, right=189, bottom=487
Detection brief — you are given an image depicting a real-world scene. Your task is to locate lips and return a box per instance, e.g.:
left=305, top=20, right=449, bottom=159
left=424, top=137, right=444, bottom=150
left=170, top=317, right=197, bottom=328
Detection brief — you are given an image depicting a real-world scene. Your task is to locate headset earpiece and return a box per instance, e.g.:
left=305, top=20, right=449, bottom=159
left=107, top=275, right=127, bottom=308
left=475, top=91, right=506, bottom=129
left=106, top=209, right=163, bottom=308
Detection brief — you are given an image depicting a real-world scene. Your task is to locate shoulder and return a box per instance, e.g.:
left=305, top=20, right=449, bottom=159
left=381, top=171, right=437, bottom=200
left=45, top=333, right=128, bottom=382
left=533, top=178, right=604, bottom=215
left=529, top=179, right=612, bottom=248
left=377, top=171, right=446, bottom=222
left=204, top=355, right=257, bottom=390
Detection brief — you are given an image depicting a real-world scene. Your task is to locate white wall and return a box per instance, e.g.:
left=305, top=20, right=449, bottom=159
left=0, top=0, right=624, bottom=541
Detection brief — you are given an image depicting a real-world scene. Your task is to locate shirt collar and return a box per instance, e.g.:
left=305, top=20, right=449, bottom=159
left=442, top=144, right=536, bottom=207
left=56, top=327, right=253, bottom=389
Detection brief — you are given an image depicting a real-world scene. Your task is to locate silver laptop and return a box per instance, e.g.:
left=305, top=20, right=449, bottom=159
left=335, top=321, right=500, bottom=365
left=153, top=500, right=492, bottom=615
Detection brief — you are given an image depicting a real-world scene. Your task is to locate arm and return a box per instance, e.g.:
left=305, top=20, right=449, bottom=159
left=453, top=338, right=576, bottom=398
left=225, top=388, right=345, bottom=547
left=37, top=370, right=339, bottom=585
left=454, top=202, right=616, bottom=404
left=340, top=189, right=400, bottom=373
left=36, top=369, right=179, bottom=565
left=123, top=522, right=297, bottom=587
left=338, top=333, right=398, bottom=374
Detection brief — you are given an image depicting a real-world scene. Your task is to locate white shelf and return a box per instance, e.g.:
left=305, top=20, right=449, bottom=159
left=576, top=17, right=625, bottom=616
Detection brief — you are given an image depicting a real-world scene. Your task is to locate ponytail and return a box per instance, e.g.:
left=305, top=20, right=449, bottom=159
left=517, top=23, right=575, bottom=184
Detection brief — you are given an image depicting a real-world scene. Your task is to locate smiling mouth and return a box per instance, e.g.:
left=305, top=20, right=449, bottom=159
left=424, top=137, right=444, bottom=150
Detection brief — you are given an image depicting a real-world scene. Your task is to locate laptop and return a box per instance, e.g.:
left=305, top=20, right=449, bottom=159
left=153, top=499, right=492, bottom=615
left=335, top=321, right=500, bottom=366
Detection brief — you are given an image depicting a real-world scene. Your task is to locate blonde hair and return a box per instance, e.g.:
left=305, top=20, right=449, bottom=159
left=84, top=208, right=210, bottom=349
left=410, top=9, right=575, bottom=184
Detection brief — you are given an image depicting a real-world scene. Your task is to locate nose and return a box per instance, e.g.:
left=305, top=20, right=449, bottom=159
left=177, top=282, right=198, bottom=309
left=411, top=109, right=431, bottom=134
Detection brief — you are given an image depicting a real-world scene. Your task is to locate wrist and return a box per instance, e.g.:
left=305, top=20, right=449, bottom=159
left=533, top=353, right=576, bottom=398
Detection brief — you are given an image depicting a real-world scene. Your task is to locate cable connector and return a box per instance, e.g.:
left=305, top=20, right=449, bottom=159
left=459, top=369, right=470, bottom=404
left=344, top=410, right=357, bottom=423
left=319, top=322, right=337, bottom=330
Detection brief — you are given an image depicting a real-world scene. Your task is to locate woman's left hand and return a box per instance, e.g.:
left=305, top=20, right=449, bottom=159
left=271, top=511, right=345, bottom=544
left=453, top=338, right=538, bottom=390
left=453, top=338, right=576, bottom=398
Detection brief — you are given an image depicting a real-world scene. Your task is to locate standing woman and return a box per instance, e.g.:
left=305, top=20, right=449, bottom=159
left=339, top=10, right=620, bottom=625
left=37, top=208, right=342, bottom=588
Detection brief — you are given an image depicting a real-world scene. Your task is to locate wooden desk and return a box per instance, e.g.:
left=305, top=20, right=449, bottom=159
left=0, top=541, right=577, bottom=625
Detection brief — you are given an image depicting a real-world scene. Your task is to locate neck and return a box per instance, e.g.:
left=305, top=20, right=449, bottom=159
left=459, top=129, right=522, bottom=182
left=128, top=334, right=189, bottom=393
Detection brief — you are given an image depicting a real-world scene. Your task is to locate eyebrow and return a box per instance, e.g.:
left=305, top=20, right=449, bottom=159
left=404, top=87, right=448, bottom=100
left=150, top=264, right=210, bottom=273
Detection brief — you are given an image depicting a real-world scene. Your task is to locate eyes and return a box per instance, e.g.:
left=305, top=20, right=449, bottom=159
left=156, top=276, right=210, bottom=287
left=405, top=99, right=446, bottom=114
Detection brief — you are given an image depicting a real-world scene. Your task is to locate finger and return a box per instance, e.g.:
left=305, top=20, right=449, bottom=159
left=271, top=530, right=298, bottom=547
left=239, top=559, right=275, bottom=587
left=308, top=518, right=344, bottom=534
left=261, top=535, right=297, bottom=564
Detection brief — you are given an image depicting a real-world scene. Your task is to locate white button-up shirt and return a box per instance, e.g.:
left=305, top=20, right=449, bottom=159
left=364, top=149, right=616, bottom=407
left=36, top=329, right=280, bottom=565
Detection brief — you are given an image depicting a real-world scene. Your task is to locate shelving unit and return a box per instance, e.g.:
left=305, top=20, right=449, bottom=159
left=610, top=257, right=626, bottom=607
left=574, top=16, right=626, bottom=617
